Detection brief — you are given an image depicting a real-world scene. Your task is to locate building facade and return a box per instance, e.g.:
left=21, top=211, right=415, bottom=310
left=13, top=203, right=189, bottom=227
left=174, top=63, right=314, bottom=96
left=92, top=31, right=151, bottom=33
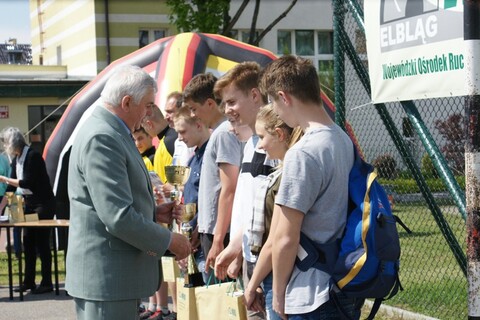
left=1, top=0, right=334, bottom=152
left=30, top=0, right=175, bottom=77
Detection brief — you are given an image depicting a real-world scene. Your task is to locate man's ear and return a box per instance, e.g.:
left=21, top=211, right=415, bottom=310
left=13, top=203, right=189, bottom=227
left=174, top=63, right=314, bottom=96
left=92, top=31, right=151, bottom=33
left=277, top=91, right=290, bottom=105
left=142, top=119, right=152, bottom=131
left=251, top=87, right=262, bottom=103
left=121, top=95, right=132, bottom=112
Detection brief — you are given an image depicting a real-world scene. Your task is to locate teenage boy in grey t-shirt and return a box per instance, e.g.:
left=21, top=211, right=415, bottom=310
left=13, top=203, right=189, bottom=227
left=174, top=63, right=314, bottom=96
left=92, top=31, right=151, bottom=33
left=183, top=73, right=242, bottom=274
left=260, top=56, right=362, bottom=319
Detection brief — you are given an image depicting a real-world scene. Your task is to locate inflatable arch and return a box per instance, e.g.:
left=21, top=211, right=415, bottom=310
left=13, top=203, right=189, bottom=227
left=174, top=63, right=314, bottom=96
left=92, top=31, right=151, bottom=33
left=43, top=32, right=356, bottom=221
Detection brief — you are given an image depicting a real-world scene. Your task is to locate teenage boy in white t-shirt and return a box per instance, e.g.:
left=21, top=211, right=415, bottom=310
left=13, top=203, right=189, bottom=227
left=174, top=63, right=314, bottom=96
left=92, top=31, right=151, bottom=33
left=214, top=62, right=277, bottom=320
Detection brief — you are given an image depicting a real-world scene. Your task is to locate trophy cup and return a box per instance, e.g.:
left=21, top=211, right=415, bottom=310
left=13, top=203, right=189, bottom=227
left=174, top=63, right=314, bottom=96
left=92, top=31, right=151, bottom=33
left=164, top=165, right=204, bottom=287
left=181, top=203, right=204, bottom=287
left=5, top=192, right=25, bottom=223
left=164, top=165, right=191, bottom=203
left=4, top=192, right=15, bottom=222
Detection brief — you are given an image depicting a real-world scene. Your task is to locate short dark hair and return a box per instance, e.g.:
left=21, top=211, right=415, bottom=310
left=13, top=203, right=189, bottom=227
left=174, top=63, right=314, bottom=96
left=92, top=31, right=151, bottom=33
left=183, top=73, right=219, bottom=105
left=167, top=91, right=183, bottom=108
left=133, top=126, right=148, bottom=136
left=260, top=55, right=321, bottom=105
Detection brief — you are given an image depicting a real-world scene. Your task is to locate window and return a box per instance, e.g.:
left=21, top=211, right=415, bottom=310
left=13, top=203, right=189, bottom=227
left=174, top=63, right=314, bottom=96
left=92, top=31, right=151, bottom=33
left=318, top=32, right=333, bottom=54
left=28, top=105, right=66, bottom=153
left=139, top=29, right=167, bottom=48
left=295, top=30, right=314, bottom=55
left=278, top=30, right=334, bottom=97
left=230, top=29, right=262, bottom=45
left=277, top=30, right=333, bottom=70
left=277, top=31, right=291, bottom=55
left=56, top=45, right=62, bottom=65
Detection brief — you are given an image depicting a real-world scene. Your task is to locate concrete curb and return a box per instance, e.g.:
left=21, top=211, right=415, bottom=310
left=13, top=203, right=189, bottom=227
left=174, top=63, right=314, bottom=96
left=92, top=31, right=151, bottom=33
left=364, top=300, right=439, bottom=320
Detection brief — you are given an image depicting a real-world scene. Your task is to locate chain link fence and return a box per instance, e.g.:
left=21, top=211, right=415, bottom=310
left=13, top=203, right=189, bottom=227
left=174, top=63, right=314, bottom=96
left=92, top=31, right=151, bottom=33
left=332, top=1, right=467, bottom=319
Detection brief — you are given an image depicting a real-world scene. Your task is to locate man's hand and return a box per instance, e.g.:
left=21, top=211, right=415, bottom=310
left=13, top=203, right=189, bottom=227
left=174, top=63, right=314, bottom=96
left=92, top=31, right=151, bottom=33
left=206, top=240, right=224, bottom=273
left=214, top=244, right=241, bottom=280
left=155, top=201, right=182, bottom=224
left=191, top=225, right=200, bottom=251
left=226, top=253, right=242, bottom=279
left=168, top=232, right=191, bottom=261
left=244, top=286, right=265, bottom=314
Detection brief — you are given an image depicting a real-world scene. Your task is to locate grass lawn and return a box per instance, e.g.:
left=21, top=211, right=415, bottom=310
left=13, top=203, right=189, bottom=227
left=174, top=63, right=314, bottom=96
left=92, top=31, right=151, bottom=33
left=0, top=250, right=66, bottom=286
left=384, top=203, right=467, bottom=319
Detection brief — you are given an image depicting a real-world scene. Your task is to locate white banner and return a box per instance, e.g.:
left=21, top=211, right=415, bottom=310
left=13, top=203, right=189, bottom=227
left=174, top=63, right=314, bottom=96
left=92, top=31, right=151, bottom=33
left=365, top=0, right=466, bottom=103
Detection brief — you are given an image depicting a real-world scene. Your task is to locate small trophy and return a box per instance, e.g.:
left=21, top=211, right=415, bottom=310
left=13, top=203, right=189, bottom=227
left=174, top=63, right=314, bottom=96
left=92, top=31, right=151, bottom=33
left=5, top=192, right=25, bottom=223
left=180, top=203, right=204, bottom=287
left=164, top=165, right=191, bottom=202
left=164, top=165, right=204, bottom=287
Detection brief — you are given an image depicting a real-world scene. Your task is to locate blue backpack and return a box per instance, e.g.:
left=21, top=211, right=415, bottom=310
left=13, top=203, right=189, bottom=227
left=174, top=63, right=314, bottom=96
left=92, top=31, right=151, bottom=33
left=296, top=149, right=402, bottom=320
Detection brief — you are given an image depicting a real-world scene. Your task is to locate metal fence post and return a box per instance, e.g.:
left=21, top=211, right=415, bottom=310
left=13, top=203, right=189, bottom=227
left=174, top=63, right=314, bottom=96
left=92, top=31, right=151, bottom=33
left=333, top=0, right=346, bottom=130
left=464, top=1, right=480, bottom=319
left=402, top=101, right=467, bottom=220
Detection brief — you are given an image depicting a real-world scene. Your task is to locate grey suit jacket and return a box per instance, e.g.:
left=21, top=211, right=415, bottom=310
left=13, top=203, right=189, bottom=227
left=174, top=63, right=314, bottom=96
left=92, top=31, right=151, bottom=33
left=66, top=106, right=171, bottom=301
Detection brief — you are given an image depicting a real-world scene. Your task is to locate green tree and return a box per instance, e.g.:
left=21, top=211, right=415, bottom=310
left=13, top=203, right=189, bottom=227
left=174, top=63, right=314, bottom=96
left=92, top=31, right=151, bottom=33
left=166, top=0, right=298, bottom=46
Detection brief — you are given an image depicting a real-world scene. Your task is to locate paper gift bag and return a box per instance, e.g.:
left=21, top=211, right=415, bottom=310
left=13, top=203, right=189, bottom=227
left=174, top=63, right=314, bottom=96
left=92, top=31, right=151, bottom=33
left=161, top=256, right=180, bottom=282
left=177, top=277, right=198, bottom=320
left=195, top=280, right=230, bottom=320
left=224, top=290, right=247, bottom=320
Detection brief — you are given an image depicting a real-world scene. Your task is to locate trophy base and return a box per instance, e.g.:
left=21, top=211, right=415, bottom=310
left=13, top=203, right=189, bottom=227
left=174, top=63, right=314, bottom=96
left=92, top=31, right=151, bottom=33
left=184, top=272, right=204, bottom=288
left=163, top=250, right=175, bottom=257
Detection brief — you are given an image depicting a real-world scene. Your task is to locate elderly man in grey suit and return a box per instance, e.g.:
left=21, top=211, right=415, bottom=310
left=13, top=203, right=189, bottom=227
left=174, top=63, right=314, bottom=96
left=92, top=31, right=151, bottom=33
left=66, top=65, right=191, bottom=320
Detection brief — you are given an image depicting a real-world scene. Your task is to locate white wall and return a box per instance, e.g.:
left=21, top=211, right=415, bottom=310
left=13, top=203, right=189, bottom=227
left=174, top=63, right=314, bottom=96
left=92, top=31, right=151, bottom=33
left=229, top=0, right=333, bottom=53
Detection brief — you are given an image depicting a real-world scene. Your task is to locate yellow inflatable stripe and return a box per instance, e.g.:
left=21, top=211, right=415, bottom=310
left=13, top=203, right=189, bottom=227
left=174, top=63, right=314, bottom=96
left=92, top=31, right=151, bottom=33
left=206, top=55, right=238, bottom=76
left=338, top=171, right=376, bottom=289
left=158, top=33, right=194, bottom=110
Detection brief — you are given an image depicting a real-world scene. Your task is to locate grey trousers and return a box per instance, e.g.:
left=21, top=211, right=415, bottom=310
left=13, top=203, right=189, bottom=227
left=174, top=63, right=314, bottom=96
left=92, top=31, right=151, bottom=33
left=74, top=297, right=140, bottom=320
left=243, top=259, right=266, bottom=320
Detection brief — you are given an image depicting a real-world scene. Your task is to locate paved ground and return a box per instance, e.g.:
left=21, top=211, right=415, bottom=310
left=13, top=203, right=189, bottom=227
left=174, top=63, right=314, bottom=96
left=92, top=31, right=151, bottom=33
left=0, top=228, right=154, bottom=320
left=0, top=283, right=76, bottom=320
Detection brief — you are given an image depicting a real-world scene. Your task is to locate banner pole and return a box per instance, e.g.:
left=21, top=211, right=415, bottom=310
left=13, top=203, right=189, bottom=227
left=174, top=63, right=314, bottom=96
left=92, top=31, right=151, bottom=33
left=464, top=1, right=480, bottom=319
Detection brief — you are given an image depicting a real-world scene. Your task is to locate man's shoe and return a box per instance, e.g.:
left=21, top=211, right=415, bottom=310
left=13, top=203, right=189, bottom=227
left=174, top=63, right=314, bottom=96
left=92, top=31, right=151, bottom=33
left=32, top=285, right=53, bottom=294
left=14, top=283, right=36, bottom=292
left=162, top=311, right=177, bottom=319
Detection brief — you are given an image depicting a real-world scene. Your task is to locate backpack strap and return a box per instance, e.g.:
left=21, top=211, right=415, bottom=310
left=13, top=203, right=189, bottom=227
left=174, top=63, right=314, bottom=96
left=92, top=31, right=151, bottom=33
left=365, top=298, right=382, bottom=320
left=394, top=215, right=412, bottom=234
left=295, top=232, right=339, bottom=273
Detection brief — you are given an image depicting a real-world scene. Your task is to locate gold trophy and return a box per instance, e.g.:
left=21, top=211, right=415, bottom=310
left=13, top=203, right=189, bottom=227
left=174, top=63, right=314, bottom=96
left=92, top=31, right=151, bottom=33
left=164, top=165, right=204, bottom=287
left=164, top=165, right=191, bottom=203
left=181, top=203, right=204, bottom=287
left=5, top=192, right=25, bottom=223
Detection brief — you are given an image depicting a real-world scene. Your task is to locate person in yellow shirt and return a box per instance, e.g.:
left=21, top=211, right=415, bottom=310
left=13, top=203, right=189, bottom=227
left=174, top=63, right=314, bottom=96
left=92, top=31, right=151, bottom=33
left=133, top=127, right=156, bottom=171
left=142, top=105, right=176, bottom=184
